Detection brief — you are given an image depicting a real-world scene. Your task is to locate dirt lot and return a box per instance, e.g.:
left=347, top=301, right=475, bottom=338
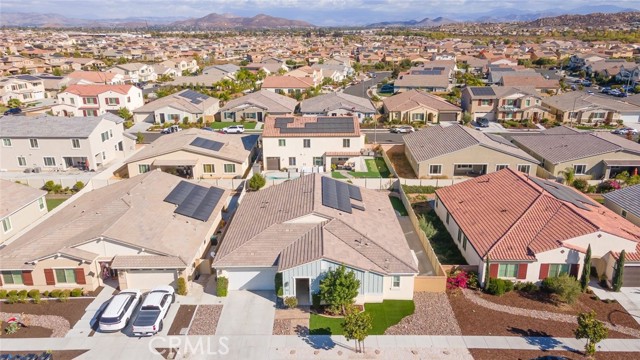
left=168, top=305, right=196, bottom=335
left=383, top=144, right=417, bottom=178
left=470, top=349, right=640, bottom=360
left=448, top=290, right=638, bottom=339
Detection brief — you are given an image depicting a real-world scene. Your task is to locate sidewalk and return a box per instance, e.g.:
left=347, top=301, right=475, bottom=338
left=64, top=284, right=116, bottom=338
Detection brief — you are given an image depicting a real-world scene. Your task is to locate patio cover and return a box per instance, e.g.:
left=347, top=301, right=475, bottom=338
left=604, top=159, right=640, bottom=167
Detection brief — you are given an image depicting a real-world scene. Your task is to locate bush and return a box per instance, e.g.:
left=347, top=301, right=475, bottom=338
left=275, top=273, right=283, bottom=297
left=70, top=288, right=83, bottom=297
left=312, top=292, right=321, bottom=309
left=58, top=293, right=69, bottom=303
left=32, top=293, right=42, bottom=304
left=50, top=290, right=62, bottom=298
left=467, top=272, right=479, bottom=290
left=541, top=274, right=581, bottom=304
left=217, top=276, right=228, bottom=297
left=447, top=270, right=471, bottom=290
left=6, top=294, right=19, bottom=304
left=418, top=215, right=438, bottom=239
left=247, top=173, right=266, bottom=191
left=73, top=181, right=85, bottom=192
left=597, top=180, right=621, bottom=193
left=0, top=290, right=7, bottom=299
left=43, top=291, right=49, bottom=297
left=401, top=185, right=438, bottom=194
left=572, top=179, right=588, bottom=192
left=486, top=278, right=514, bottom=296
left=17, top=290, right=27, bottom=298
left=515, top=281, right=538, bottom=293
left=284, top=296, right=298, bottom=309
left=28, top=289, right=40, bottom=298
left=8, top=290, right=18, bottom=297
left=177, top=278, right=188, bottom=296
left=586, top=185, right=597, bottom=193
left=42, top=180, right=62, bottom=194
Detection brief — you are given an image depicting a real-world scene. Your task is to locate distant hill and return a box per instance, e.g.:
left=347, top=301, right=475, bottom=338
left=170, top=13, right=314, bottom=29
left=524, top=11, right=640, bottom=28
left=367, top=17, right=457, bottom=28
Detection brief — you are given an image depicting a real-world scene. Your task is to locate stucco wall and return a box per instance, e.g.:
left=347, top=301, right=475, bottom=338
left=0, top=195, right=47, bottom=244
left=126, top=150, right=248, bottom=179
left=262, top=135, right=365, bottom=171
left=603, top=199, right=640, bottom=227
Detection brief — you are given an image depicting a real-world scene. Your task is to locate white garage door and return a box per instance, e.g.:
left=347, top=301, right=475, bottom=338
left=126, top=269, right=177, bottom=290
left=621, top=113, right=640, bottom=123
left=226, top=267, right=277, bottom=291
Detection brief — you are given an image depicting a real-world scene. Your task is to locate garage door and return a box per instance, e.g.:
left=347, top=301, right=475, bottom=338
left=623, top=266, right=640, bottom=287
left=226, top=267, right=277, bottom=291
left=620, top=114, right=640, bottom=123
left=126, top=269, right=178, bottom=290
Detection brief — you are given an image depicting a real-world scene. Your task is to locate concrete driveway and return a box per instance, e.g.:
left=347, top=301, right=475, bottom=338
left=216, top=290, right=276, bottom=335
left=590, top=283, right=640, bottom=325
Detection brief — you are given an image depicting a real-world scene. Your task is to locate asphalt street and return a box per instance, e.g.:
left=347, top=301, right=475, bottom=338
left=362, top=129, right=404, bottom=144
left=343, top=71, right=391, bottom=98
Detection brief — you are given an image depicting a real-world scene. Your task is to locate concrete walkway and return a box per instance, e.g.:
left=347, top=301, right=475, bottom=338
left=590, top=281, right=640, bottom=325
left=398, top=216, right=435, bottom=275
left=216, top=290, right=276, bottom=335
left=65, top=284, right=116, bottom=338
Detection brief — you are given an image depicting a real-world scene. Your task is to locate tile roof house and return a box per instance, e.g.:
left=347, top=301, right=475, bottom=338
left=542, top=91, right=640, bottom=125
left=52, top=84, right=144, bottom=117
left=511, top=128, right=640, bottom=180
left=0, top=75, right=46, bottom=104
left=261, top=75, right=314, bottom=95
left=132, top=89, right=220, bottom=124
left=118, top=128, right=258, bottom=179
left=0, top=171, right=229, bottom=291
left=435, top=168, right=640, bottom=286
left=299, top=92, right=376, bottom=122
left=383, top=89, right=462, bottom=123
left=212, top=174, right=418, bottom=304
left=0, top=180, right=47, bottom=245
left=461, top=85, right=550, bottom=122
left=219, top=89, right=296, bottom=122
left=404, top=124, right=539, bottom=179
left=66, top=71, right=125, bottom=85
left=603, top=184, right=640, bottom=227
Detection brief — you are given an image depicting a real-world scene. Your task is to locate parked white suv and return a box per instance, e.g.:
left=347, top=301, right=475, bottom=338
left=222, top=125, right=244, bottom=134
left=132, top=286, right=175, bottom=337
left=98, top=289, right=142, bottom=332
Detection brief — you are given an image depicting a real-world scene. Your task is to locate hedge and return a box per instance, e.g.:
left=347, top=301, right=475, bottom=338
left=217, top=276, right=229, bottom=297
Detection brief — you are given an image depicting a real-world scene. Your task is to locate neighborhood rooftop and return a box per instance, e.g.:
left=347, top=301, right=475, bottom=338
left=0, top=113, right=122, bottom=138
left=0, top=180, right=46, bottom=219
left=262, top=115, right=361, bottom=137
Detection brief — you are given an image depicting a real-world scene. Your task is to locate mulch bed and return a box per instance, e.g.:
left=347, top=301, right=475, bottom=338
left=0, top=325, right=53, bottom=338
left=0, top=351, right=88, bottom=360
left=0, top=298, right=92, bottom=329
left=448, top=290, right=634, bottom=339
left=168, top=305, right=196, bottom=335
left=470, top=349, right=640, bottom=360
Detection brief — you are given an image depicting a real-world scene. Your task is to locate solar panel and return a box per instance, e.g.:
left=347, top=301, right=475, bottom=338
left=190, top=137, right=224, bottom=152
left=179, top=90, right=208, bottom=105
left=240, top=134, right=259, bottom=151
left=164, top=181, right=197, bottom=205
left=321, top=177, right=351, bottom=213
left=410, top=69, right=443, bottom=75
left=530, top=177, right=597, bottom=211
left=348, top=185, right=362, bottom=201
left=175, top=187, right=225, bottom=222
left=470, top=87, right=495, bottom=96
left=274, top=117, right=355, bottom=134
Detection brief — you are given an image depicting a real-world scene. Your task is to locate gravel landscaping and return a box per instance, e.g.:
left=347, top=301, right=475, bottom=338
left=273, top=319, right=290, bottom=335
left=0, top=312, right=70, bottom=337
left=168, top=305, right=196, bottom=335
left=385, top=292, right=461, bottom=335
left=188, top=305, right=222, bottom=335
left=0, top=299, right=92, bottom=338
left=470, top=349, right=640, bottom=360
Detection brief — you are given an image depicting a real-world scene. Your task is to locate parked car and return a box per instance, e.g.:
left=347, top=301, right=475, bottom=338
left=379, top=84, right=394, bottom=93
left=222, top=125, right=244, bottom=134
left=612, top=128, right=639, bottom=135
left=601, top=87, right=611, bottom=94
left=161, top=125, right=182, bottom=134
left=99, top=290, right=142, bottom=332
left=390, top=125, right=415, bottom=134
left=132, top=286, right=175, bottom=337
left=3, top=107, right=21, bottom=116
left=476, top=117, right=490, bottom=128
left=608, top=89, right=622, bottom=97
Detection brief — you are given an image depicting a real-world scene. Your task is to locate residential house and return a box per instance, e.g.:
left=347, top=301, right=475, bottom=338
left=299, top=92, right=376, bottom=121
left=498, top=74, right=560, bottom=94
left=285, top=66, right=322, bottom=86
left=132, top=89, right=219, bottom=124
left=218, top=89, right=297, bottom=122
left=568, top=53, right=605, bottom=70
left=245, top=63, right=287, bottom=75
left=383, top=89, right=462, bottom=123
left=434, top=168, right=640, bottom=287
left=311, top=63, right=353, bottom=82
left=0, top=171, right=229, bottom=291
left=542, top=91, right=640, bottom=125
left=119, top=129, right=258, bottom=179
left=586, top=59, right=636, bottom=79
left=0, top=113, right=135, bottom=172
left=394, top=67, right=452, bottom=93
left=52, top=84, right=144, bottom=117
left=616, top=64, right=640, bottom=86
left=510, top=127, right=640, bottom=180
left=161, top=58, right=199, bottom=75
left=0, top=180, right=47, bottom=245
left=461, top=86, right=550, bottom=122
left=403, top=124, right=538, bottom=179
left=66, top=71, right=126, bottom=85
left=0, top=75, right=46, bottom=104
left=261, top=76, right=315, bottom=97
left=212, top=174, right=419, bottom=303
left=107, top=63, right=157, bottom=83
left=603, top=185, right=640, bottom=227
left=262, top=115, right=366, bottom=172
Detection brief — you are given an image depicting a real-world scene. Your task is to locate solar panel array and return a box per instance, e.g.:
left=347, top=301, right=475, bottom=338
left=164, top=180, right=225, bottom=221
left=470, top=87, right=496, bottom=96
left=321, top=177, right=364, bottom=213
left=190, top=137, right=224, bottom=152
left=530, top=177, right=598, bottom=211
left=179, top=90, right=209, bottom=105
left=274, top=117, right=355, bottom=134
left=16, top=75, right=41, bottom=81
left=410, top=69, right=443, bottom=75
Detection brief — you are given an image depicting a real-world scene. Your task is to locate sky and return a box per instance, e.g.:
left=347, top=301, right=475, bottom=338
left=2, top=0, right=640, bottom=26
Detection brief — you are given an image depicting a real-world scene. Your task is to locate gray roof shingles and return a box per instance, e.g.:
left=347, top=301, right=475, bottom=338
left=603, top=185, right=640, bottom=218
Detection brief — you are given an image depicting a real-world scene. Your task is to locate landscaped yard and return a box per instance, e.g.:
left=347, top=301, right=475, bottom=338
left=389, top=196, right=408, bottom=216
left=208, top=121, right=257, bottom=130
left=309, top=300, right=414, bottom=335
left=415, top=207, right=467, bottom=265
left=348, top=158, right=391, bottom=178
left=46, top=198, right=67, bottom=211
left=331, top=171, right=348, bottom=179
left=0, top=298, right=93, bottom=338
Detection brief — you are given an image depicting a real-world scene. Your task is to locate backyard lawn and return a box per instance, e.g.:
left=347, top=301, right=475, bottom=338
left=208, top=121, right=257, bottom=130
left=46, top=198, right=66, bottom=211
left=309, top=300, right=414, bottom=335
left=331, top=171, right=348, bottom=179
left=348, top=158, right=391, bottom=178
left=389, top=196, right=408, bottom=216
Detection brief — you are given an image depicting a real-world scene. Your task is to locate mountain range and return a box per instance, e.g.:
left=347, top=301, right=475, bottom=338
left=170, top=13, right=313, bottom=29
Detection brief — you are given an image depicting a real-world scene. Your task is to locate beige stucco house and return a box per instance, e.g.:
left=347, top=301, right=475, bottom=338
left=383, top=89, right=462, bottom=123
left=218, top=89, right=296, bottom=122
left=133, top=89, right=220, bottom=124
left=603, top=185, right=640, bottom=227
left=0, top=180, right=48, bottom=245
left=461, top=85, right=550, bottom=122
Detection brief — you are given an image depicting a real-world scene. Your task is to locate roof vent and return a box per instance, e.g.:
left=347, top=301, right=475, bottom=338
left=501, top=209, right=508, bottom=213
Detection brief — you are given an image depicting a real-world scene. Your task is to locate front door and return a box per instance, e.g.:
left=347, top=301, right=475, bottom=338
left=159, top=113, right=165, bottom=124
left=257, top=112, right=263, bottom=122
left=295, top=278, right=310, bottom=306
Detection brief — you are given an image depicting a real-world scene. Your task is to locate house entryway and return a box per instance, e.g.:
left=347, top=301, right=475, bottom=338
left=295, top=278, right=310, bottom=306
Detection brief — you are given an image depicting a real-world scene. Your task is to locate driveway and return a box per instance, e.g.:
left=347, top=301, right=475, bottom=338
left=398, top=216, right=436, bottom=276
left=216, top=290, right=276, bottom=335
left=590, top=282, right=640, bottom=325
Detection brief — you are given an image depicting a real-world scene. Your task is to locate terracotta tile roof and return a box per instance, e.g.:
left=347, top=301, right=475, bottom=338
left=383, top=89, right=461, bottom=113
left=262, top=115, right=361, bottom=138
left=67, top=71, right=117, bottom=84
left=62, top=84, right=133, bottom=96
left=262, top=75, right=314, bottom=89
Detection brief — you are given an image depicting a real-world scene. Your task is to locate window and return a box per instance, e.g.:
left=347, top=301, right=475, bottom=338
left=455, top=164, right=473, bottom=170
left=525, top=99, right=530, bottom=107
left=622, top=210, right=628, bottom=218
left=109, top=130, right=113, bottom=137
left=83, top=110, right=99, bottom=116
left=203, top=164, right=215, bottom=173
left=392, top=276, right=401, bottom=288
left=411, top=113, right=425, bottom=121
left=106, top=97, right=119, bottom=105
left=278, top=139, right=286, bottom=147
left=429, top=164, right=442, bottom=175
left=71, top=139, right=80, bottom=149
left=2, top=138, right=11, bottom=147
left=481, top=99, right=491, bottom=106
left=462, top=234, right=468, bottom=250
left=1, top=271, right=22, bottom=285
left=446, top=212, right=450, bottom=225
left=2, top=217, right=12, bottom=233
left=517, top=164, right=530, bottom=173
left=84, top=97, right=97, bottom=104
left=313, top=157, right=324, bottom=166
left=55, top=269, right=77, bottom=284
left=457, top=229, right=462, bottom=243
left=342, top=139, right=350, bottom=148
left=573, top=164, right=587, bottom=175
left=303, top=139, right=311, bottom=148
left=101, top=131, right=110, bottom=142
left=43, top=157, right=56, bottom=167
left=498, top=264, right=519, bottom=278
left=38, top=197, right=45, bottom=210
left=289, top=157, right=296, bottom=166
left=70, top=97, right=75, bottom=105
left=127, top=96, right=131, bottom=103
left=496, top=164, right=509, bottom=171
left=29, top=138, right=39, bottom=148
left=138, top=164, right=150, bottom=173
left=548, top=264, right=570, bottom=277
left=592, top=112, right=605, bottom=119
left=102, top=152, right=106, bottom=160
left=224, top=112, right=235, bottom=120
left=17, top=157, right=26, bottom=167
left=245, top=112, right=256, bottom=119
left=224, top=164, right=236, bottom=173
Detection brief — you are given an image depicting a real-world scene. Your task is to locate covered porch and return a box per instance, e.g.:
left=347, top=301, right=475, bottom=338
left=325, top=151, right=365, bottom=172
left=152, top=159, right=196, bottom=179
left=604, top=160, right=640, bottom=179
left=453, top=164, right=487, bottom=177
left=63, top=156, right=90, bottom=171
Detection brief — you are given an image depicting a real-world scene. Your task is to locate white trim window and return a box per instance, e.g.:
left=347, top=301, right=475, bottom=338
left=54, top=269, right=77, bottom=284
left=29, top=138, right=39, bottom=149
left=342, top=139, right=350, bottom=148
left=517, top=164, right=530, bottom=173
left=138, top=164, right=150, bottom=173
left=573, top=164, right=587, bottom=175
left=17, top=157, right=27, bottom=167
left=278, top=139, right=286, bottom=147
left=2, top=138, right=11, bottom=147
left=429, top=164, right=442, bottom=175
left=43, top=157, right=56, bottom=167
left=498, top=264, right=518, bottom=278
left=1, top=271, right=22, bottom=285
left=71, top=139, right=81, bottom=149
left=224, top=164, right=236, bottom=173
left=203, top=164, right=215, bottom=173
left=2, top=217, right=12, bottom=233
left=303, top=139, right=311, bottom=148
left=455, top=164, right=473, bottom=170
left=496, top=164, right=509, bottom=171
left=548, top=264, right=570, bottom=277
left=38, top=197, right=45, bottom=211
left=392, top=275, right=401, bottom=288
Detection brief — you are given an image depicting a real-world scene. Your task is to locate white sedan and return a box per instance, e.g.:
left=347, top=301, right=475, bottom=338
left=222, top=125, right=245, bottom=134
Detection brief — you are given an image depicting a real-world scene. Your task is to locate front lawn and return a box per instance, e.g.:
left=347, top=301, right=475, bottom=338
left=46, top=198, right=67, bottom=211
left=389, top=196, right=408, bottom=216
left=309, top=300, right=414, bottom=335
left=208, top=121, right=257, bottom=130
left=348, top=158, right=391, bottom=178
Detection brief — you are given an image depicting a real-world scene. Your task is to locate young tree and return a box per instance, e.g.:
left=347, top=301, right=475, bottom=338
left=319, top=265, right=360, bottom=315
left=612, top=250, right=625, bottom=292
left=136, top=132, right=144, bottom=144
left=575, top=310, right=608, bottom=357
left=7, top=98, right=22, bottom=109
left=342, top=308, right=372, bottom=353
left=248, top=173, right=266, bottom=191
left=483, top=255, right=491, bottom=290
left=580, top=244, right=592, bottom=292
left=117, top=107, right=133, bottom=121
left=560, top=166, right=576, bottom=185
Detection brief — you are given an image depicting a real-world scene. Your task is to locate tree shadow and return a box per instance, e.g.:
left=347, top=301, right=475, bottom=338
left=298, top=327, right=336, bottom=350
left=508, top=327, right=579, bottom=353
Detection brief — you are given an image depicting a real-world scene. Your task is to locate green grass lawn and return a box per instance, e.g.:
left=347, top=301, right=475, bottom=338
left=348, top=158, right=391, bottom=178
left=331, top=171, right=348, bottom=179
left=208, top=121, right=257, bottom=130
left=309, top=300, right=414, bottom=335
left=389, top=196, right=408, bottom=216
left=46, top=198, right=66, bottom=211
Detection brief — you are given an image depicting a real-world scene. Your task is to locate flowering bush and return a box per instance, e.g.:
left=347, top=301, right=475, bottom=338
left=447, top=270, right=471, bottom=290
left=597, top=180, right=621, bottom=193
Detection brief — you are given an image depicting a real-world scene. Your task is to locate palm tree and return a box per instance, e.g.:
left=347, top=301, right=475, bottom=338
left=560, top=167, right=575, bottom=185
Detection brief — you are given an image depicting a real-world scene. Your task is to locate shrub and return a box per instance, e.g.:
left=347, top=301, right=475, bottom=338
left=73, top=181, right=85, bottom=192
left=447, top=270, right=470, bottom=290
left=312, top=292, right=321, bottom=309
left=247, top=173, right=266, bottom=191
left=43, top=290, right=49, bottom=297
left=401, top=185, right=438, bottom=194
left=42, top=180, right=63, bottom=194
left=572, top=179, right=588, bottom=192
left=284, top=296, right=298, bottom=309
left=17, top=290, right=27, bottom=298
left=5, top=322, right=19, bottom=334
left=217, top=276, right=228, bottom=297
left=515, top=281, right=538, bottom=293
left=418, top=215, right=438, bottom=239
left=32, top=293, right=42, bottom=304
left=50, top=289, right=62, bottom=298
left=467, top=272, right=480, bottom=290
left=58, top=293, right=69, bottom=303
left=486, top=278, right=514, bottom=296
left=6, top=294, right=19, bottom=304
left=70, top=288, right=83, bottom=297
left=503, top=279, right=515, bottom=293
left=27, top=289, right=40, bottom=298
left=0, top=290, right=7, bottom=299
left=176, top=278, right=188, bottom=296
left=586, top=185, right=597, bottom=193
left=62, top=289, right=71, bottom=298
left=597, top=180, right=621, bottom=193
left=8, top=290, right=18, bottom=297
left=541, top=274, right=582, bottom=304
left=275, top=273, right=283, bottom=297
